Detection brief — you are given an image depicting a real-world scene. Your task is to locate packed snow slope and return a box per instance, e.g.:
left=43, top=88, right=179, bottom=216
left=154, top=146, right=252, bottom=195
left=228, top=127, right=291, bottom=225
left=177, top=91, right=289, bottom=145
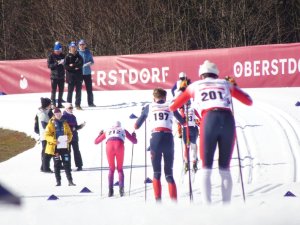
left=1, top=88, right=300, bottom=225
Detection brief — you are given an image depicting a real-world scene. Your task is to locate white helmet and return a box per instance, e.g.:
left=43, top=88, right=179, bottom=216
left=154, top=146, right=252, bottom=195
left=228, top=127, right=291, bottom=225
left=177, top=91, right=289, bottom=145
left=178, top=72, right=187, bottom=79
left=199, top=60, right=219, bottom=77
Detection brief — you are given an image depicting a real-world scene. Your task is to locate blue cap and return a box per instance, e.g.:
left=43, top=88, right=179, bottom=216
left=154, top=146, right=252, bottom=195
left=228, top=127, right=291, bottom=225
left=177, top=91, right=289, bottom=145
left=53, top=42, right=62, bottom=51
left=78, top=39, right=86, bottom=45
left=69, top=41, right=76, bottom=47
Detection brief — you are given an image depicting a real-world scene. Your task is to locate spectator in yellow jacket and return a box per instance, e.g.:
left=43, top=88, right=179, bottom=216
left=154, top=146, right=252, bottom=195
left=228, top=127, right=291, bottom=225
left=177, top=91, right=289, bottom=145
left=45, top=108, right=75, bottom=186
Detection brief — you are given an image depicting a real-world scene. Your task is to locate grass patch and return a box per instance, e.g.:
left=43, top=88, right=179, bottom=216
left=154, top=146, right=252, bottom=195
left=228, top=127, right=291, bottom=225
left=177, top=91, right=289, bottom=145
left=0, top=128, right=36, bottom=163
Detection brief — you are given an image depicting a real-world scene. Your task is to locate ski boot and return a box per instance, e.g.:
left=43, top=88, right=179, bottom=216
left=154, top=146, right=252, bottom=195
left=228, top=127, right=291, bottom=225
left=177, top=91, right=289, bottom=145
left=108, top=188, right=114, bottom=197
left=192, top=161, right=198, bottom=173
left=119, top=187, right=125, bottom=197
left=184, top=162, right=189, bottom=173
left=68, top=180, right=76, bottom=186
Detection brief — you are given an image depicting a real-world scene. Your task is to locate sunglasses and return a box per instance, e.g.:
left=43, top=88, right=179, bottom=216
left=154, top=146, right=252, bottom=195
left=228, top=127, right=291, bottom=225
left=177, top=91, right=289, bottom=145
left=68, top=107, right=73, bottom=109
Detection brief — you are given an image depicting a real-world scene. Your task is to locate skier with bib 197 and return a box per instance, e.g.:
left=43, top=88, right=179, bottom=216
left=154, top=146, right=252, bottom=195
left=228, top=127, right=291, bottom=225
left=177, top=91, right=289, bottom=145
left=169, top=60, right=253, bottom=204
left=134, top=88, right=185, bottom=202
left=94, top=121, right=137, bottom=197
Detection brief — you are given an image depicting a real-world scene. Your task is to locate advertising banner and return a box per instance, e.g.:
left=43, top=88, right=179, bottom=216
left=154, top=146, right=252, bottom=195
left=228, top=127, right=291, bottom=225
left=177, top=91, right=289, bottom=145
left=0, top=43, right=299, bottom=94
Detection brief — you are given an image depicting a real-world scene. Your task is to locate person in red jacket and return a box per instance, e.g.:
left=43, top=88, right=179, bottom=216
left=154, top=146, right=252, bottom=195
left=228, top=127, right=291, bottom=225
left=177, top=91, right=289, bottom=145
left=170, top=60, right=253, bottom=204
left=94, top=121, right=137, bottom=197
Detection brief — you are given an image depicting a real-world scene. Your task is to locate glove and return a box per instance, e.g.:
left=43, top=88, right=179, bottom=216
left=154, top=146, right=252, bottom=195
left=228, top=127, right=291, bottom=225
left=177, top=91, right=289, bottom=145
left=99, top=130, right=104, bottom=136
left=195, top=119, right=201, bottom=126
left=225, top=76, right=237, bottom=86
left=78, top=121, right=86, bottom=130
left=179, top=80, right=188, bottom=91
left=132, top=132, right=136, bottom=138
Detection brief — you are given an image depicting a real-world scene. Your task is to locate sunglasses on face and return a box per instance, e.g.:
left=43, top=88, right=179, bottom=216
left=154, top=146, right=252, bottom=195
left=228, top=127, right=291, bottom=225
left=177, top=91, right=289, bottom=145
left=68, top=107, right=73, bottom=109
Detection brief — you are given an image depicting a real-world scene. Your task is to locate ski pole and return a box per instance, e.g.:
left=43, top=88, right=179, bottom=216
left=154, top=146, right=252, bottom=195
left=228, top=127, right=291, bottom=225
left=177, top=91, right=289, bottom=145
left=228, top=83, right=246, bottom=202
left=129, top=143, right=134, bottom=196
left=129, top=112, right=147, bottom=202
left=185, top=104, right=193, bottom=202
left=129, top=113, right=138, bottom=196
left=101, top=141, right=103, bottom=196
left=144, top=120, right=147, bottom=202
left=235, top=134, right=246, bottom=202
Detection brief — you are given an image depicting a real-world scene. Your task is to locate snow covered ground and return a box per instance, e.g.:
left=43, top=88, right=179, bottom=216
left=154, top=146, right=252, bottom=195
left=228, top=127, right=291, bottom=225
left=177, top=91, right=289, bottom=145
left=1, top=88, right=300, bottom=225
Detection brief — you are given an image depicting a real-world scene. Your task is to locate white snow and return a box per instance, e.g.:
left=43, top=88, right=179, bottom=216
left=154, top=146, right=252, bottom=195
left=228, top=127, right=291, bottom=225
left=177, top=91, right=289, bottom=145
left=1, top=88, right=300, bottom=225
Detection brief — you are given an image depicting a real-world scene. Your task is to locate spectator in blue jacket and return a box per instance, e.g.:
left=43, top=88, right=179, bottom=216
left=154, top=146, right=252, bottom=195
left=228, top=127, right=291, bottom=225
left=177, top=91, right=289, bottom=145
left=61, top=102, right=86, bottom=171
left=78, top=39, right=96, bottom=107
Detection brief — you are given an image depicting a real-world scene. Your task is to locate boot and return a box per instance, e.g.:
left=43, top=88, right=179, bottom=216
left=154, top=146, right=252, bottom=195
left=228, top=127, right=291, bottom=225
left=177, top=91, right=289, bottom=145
left=68, top=180, right=76, bottom=186
left=108, top=188, right=114, bottom=197
left=56, top=181, right=61, bottom=186
left=119, top=187, right=125, bottom=197
left=184, top=162, right=189, bottom=173
left=193, top=161, right=198, bottom=173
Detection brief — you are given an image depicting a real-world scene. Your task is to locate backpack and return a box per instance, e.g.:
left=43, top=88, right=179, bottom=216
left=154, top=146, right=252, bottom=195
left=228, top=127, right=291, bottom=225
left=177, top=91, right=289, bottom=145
left=34, top=115, right=39, bottom=134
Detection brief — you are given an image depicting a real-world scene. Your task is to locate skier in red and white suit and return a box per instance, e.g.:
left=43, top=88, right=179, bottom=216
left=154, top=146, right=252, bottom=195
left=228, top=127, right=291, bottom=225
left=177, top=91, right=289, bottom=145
left=94, top=121, right=137, bottom=197
left=170, top=60, right=253, bottom=204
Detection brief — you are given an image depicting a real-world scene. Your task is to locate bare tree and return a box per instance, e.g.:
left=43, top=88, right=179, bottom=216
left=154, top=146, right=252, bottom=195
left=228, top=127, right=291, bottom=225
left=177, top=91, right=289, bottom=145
left=0, top=0, right=299, bottom=60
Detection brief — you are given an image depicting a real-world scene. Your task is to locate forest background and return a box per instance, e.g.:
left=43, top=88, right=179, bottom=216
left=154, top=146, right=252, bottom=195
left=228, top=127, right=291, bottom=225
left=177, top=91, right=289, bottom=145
left=1, top=0, right=300, bottom=60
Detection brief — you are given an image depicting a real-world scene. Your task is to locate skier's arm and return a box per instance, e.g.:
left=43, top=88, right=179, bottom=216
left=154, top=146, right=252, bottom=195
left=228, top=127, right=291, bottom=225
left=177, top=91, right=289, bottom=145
left=134, top=105, right=149, bottom=130
left=169, top=86, right=193, bottom=112
left=194, top=109, right=201, bottom=120
left=125, top=130, right=137, bottom=144
left=94, top=131, right=106, bottom=144
left=173, top=110, right=186, bottom=125
left=171, top=83, right=177, bottom=96
left=230, top=85, right=253, bottom=106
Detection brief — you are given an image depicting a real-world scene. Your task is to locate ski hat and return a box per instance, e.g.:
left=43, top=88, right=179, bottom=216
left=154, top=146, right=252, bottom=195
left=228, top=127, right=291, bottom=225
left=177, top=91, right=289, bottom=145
left=178, top=72, right=187, bottom=79
left=53, top=41, right=62, bottom=51
left=199, top=60, right=219, bottom=76
left=78, top=39, right=86, bottom=45
left=53, top=108, right=61, bottom=114
left=41, top=97, right=51, bottom=108
left=113, top=121, right=121, bottom=127
left=69, top=41, right=76, bottom=48
left=65, top=102, right=73, bottom=109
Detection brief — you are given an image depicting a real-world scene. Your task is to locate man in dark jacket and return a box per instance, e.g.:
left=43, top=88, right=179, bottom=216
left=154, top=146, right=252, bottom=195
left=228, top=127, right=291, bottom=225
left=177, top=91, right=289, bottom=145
left=64, top=41, right=84, bottom=110
left=47, top=42, right=65, bottom=108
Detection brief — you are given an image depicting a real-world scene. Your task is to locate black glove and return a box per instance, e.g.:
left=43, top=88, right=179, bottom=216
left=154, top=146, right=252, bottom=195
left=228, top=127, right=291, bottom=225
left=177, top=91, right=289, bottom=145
left=99, top=130, right=104, bottom=136
left=77, top=122, right=86, bottom=130
left=132, top=132, right=136, bottom=138
left=225, top=76, right=237, bottom=86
